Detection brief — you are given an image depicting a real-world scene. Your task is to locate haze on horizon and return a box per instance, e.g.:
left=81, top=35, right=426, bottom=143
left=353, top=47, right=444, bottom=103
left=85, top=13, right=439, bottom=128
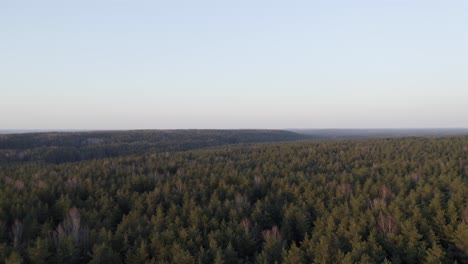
left=1, top=0, right=467, bottom=130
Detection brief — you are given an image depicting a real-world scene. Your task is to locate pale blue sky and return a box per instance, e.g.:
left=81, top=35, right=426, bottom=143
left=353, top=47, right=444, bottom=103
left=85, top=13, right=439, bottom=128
left=1, top=0, right=467, bottom=129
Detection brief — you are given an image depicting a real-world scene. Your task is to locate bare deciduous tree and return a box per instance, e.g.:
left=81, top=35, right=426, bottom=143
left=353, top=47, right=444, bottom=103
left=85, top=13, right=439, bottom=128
left=262, top=225, right=281, bottom=242
left=377, top=212, right=398, bottom=235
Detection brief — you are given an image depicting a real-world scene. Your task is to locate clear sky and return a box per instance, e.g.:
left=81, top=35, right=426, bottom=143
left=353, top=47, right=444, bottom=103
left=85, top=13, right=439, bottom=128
left=1, top=0, right=467, bottom=129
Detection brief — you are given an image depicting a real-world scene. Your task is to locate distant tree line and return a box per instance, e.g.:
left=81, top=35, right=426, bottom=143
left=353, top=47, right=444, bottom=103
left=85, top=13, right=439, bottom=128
left=0, top=130, right=308, bottom=164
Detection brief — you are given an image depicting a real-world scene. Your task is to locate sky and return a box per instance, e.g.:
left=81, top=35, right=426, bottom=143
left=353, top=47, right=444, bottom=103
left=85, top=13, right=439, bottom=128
left=1, top=0, right=467, bottom=129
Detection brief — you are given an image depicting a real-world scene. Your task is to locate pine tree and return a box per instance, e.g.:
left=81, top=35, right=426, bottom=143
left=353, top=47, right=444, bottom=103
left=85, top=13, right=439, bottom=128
left=89, top=243, right=122, bottom=264
left=27, top=238, right=50, bottom=264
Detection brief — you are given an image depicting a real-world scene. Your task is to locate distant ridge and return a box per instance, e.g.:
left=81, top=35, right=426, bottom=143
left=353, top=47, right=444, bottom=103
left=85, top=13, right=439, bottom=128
left=0, top=129, right=86, bottom=134
left=0, top=129, right=308, bottom=164
left=290, top=128, right=468, bottom=139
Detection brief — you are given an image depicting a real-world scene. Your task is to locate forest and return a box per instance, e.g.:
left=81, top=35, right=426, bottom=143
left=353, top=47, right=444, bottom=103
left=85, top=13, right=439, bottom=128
left=0, top=130, right=307, bottom=164
left=0, top=131, right=467, bottom=263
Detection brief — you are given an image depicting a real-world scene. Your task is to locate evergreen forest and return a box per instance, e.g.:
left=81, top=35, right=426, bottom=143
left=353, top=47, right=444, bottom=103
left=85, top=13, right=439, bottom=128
left=0, top=130, right=467, bottom=263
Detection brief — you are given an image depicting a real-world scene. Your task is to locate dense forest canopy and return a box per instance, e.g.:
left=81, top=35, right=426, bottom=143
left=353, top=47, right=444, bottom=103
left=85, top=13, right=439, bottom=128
left=292, top=129, right=468, bottom=139
left=0, top=132, right=467, bottom=263
left=0, top=130, right=308, bottom=164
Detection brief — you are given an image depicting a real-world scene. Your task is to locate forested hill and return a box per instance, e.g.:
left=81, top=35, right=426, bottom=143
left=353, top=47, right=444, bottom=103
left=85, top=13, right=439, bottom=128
left=292, top=128, right=468, bottom=139
left=0, top=130, right=308, bottom=164
left=0, top=136, right=467, bottom=263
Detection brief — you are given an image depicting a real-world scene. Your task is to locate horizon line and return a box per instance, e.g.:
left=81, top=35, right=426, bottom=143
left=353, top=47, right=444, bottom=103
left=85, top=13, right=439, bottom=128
left=1, top=127, right=468, bottom=134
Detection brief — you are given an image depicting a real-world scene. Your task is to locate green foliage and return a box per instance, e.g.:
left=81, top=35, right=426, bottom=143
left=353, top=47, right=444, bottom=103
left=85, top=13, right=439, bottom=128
left=54, top=237, right=79, bottom=264
left=171, top=243, right=194, bottom=264
left=0, top=135, right=467, bottom=263
left=452, top=223, right=468, bottom=254
left=5, top=252, right=22, bottom=264
left=0, top=130, right=307, bottom=164
left=89, top=243, right=121, bottom=264
left=27, top=238, right=50, bottom=264
left=282, top=243, right=304, bottom=264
